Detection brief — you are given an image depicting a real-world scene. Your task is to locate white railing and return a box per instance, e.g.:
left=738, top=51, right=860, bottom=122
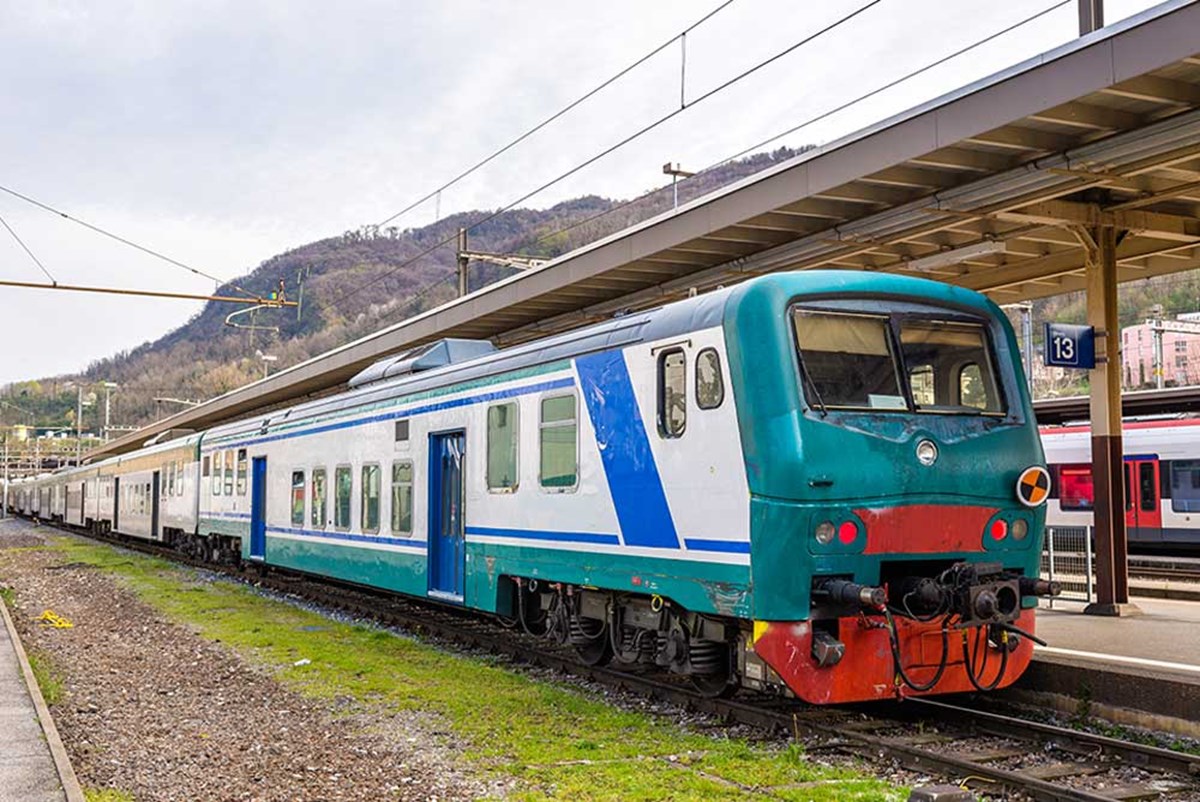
left=1041, top=525, right=1094, bottom=605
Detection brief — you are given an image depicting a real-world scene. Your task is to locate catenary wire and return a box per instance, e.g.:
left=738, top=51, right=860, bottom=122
left=513, top=0, right=1074, bottom=259
left=374, top=0, right=736, bottom=229
left=0, top=182, right=258, bottom=299
left=322, top=0, right=887, bottom=314
left=0, top=212, right=57, bottom=284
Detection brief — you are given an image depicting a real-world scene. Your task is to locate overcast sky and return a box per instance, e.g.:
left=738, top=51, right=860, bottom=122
left=0, top=0, right=1162, bottom=384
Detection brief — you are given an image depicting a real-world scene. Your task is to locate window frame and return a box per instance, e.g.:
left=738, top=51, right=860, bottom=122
left=212, top=451, right=223, bottom=496
left=390, top=460, right=414, bottom=536
left=290, top=470, right=306, bottom=527
left=334, top=465, right=353, bottom=531
left=539, top=391, right=579, bottom=492
left=790, top=304, right=1009, bottom=417
left=311, top=467, right=327, bottom=529
left=235, top=448, right=248, bottom=496
left=695, top=347, right=725, bottom=410
left=361, top=463, right=381, bottom=534
left=657, top=347, right=688, bottom=439
left=486, top=401, right=520, bottom=493
left=223, top=451, right=235, bottom=496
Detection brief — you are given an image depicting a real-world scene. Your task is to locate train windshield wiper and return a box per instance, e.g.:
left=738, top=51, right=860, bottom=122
left=797, top=355, right=828, bottom=417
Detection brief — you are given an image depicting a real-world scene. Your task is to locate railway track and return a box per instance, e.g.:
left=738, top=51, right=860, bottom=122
left=1128, top=557, right=1200, bottom=585
left=45, top=523, right=1200, bottom=801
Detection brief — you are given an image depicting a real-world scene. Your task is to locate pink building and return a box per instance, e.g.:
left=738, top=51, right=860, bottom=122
left=1121, top=322, right=1200, bottom=388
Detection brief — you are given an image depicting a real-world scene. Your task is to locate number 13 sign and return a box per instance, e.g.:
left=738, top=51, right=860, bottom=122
left=1044, top=322, right=1096, bottom=369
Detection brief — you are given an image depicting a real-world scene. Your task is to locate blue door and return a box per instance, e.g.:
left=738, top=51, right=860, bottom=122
left=250, top=456, right=267, bottom=560
left=428, top=431, right=466, bottom=602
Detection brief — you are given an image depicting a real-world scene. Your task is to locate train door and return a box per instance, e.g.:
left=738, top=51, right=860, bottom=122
left=428, top=431, right=466, bottom=602
left=1124, top=457, right=1162, bottom=544
left=250, top=456, right=267, bottom=560
left=80, top=481, right=86, bottom=526
left=113, top=477, right=121, bottom=531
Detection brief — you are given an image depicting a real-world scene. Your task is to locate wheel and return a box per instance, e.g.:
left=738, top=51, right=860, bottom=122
left=691, top=670, right=735, bottom=698
left=575, top=634, right=613, bottom=667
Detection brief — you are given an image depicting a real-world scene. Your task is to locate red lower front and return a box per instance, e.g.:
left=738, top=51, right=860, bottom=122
left=753, top=609, right=1035, bottom=704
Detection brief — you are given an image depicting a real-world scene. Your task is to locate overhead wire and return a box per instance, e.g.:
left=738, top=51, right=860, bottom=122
left=327, top=0, right=1073, bottom=327
left=0, top=182, right=259, bottom=299
left=375, top=0, right=736, bottom=229
left=322, top=0, right=888, bottom=315
left=0, top=213, right=57, bottom=284
left=514, top=0, right=1074, bottom=259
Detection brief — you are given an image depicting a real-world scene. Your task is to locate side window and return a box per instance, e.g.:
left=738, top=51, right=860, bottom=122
left=361, top=464, right=381, bottom=534
left=1059, top=464, right=1094, bottom=511
left=486, top=402, right=519, bottom=491
left=959, top=363, right=987, bottom=409
left=1170, top=460, right=1200, bottom=512
left=212, top=452, right=222, bottom=495
left=695, top=348, right=725, bottom=410
left=291, top=471, right=305, bottom=526
left=202, top=455, right=211, bottom=479
left=395, top=419, right=410, bottom=443
left=657, top=349, right=687, bottom=438
left=1139, top=463, right=1157, bottom=512
left=540, top=394, right=578, bottom=489
left=223, top=451, right=234, bottom=496
left=909, top=364, right=935, bottom=407
left=236, top=449, right=248, bottom=496
left=335, top=466, right=352, bottom=530
left=391, top=462, right=413, bottom=535
left=311, top=469, right=327, bottom=528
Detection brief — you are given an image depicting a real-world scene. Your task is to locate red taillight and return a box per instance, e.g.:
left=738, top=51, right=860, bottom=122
left=990, top=519, right=1008, bottom=540
left=837, top=520, right=858, bottom=544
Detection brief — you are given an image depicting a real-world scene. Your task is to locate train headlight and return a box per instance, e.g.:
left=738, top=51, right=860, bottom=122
left=915, top=439, right=938, bottom=467
left=814, top=521, right=836, bottom=545
left=1011, top=518, right=1029, bottom=540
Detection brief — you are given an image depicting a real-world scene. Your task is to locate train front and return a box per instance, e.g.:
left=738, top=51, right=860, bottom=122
left=725, top=272, right=1057, bottom=704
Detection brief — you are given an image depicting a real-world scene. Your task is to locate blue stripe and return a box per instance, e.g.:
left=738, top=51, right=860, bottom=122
left=576, top=351, right=680, bottom=550
left=466, top=526, right=620, bottom=546
left=267, top=525, right=427, bottom=549
left=207, top=511, right=252, bottom=519
left=204, top=377, right=575, bottom=452
left=684, top=538, right=751, bottom=554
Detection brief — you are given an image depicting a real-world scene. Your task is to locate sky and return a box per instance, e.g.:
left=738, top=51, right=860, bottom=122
left=0, top=0, right=1165, bottom=384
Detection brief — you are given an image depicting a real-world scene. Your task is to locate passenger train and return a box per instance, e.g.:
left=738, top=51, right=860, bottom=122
left=1042, top=418, right=1200, bottom=551
left=5, top=271, right=1059, bottom=703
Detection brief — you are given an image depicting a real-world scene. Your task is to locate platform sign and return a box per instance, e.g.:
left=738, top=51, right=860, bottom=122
left=1044, top=322, right=1095, bottom=369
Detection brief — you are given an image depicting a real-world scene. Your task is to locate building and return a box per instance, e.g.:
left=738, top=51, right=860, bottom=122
left=1121, top=319, right=1200, bottom=389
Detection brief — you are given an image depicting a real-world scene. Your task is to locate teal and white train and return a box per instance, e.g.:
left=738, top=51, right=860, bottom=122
left=8, top=271, right=1059, bottom=703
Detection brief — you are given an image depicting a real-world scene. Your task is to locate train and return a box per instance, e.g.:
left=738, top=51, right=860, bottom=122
left=1042, top=417, right=1200, bottom=551
left=4, top=270, right=1059, bottom=703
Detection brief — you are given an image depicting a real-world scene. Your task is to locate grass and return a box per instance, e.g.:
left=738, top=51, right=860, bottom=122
left=84, top=789, right=134, bottom=802
left=42, top=536, right=905, bottom=800
left=27, top=649, right=64, bottom=705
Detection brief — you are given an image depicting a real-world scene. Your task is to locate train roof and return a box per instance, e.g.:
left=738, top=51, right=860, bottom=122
left=204, top=270, right=1007, bottom=441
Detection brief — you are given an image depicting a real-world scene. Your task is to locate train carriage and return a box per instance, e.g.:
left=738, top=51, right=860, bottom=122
left=1042, top=418, right=1200, bottom=550
left=185, top=271, right=1056, bottom=703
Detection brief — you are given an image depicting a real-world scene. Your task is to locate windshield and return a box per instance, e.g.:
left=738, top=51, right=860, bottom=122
left=793, top=309, right=1006, bottom=415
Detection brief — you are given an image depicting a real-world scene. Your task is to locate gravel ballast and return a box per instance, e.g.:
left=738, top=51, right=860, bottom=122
left=0, top=519, right=494, bottom=802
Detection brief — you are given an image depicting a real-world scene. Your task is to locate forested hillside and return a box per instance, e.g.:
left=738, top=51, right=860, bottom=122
left=2, top=148, right=807, bottom=432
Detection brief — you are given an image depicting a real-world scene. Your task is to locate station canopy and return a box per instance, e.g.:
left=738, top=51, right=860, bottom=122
left=94, top=0, right=1200, bottom=459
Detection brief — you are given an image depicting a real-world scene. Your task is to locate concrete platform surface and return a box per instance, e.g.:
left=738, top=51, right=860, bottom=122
left=0, top=592, right=81, bottom=802
left=1035, top=597, right=1200, bottom=681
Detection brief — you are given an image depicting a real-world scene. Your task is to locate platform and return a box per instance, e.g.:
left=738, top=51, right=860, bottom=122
left=0, top=568, right=83, bottom=802
left=1006, top=598, right=1200, bottom=738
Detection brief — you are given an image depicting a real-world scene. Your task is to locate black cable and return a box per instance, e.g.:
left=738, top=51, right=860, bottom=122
left=884, top=608, right=950, bottom=693
left=321, top=0, right=887, bottom=315
left=0, top=213, right=57, bottom=284
left=963, top=626, right=1010, bottom=692
left=375, top=0, right=736, bottom=229
left=0, top=183, right=257, bottom=299
left=512, top=0, right=1074, bottom=262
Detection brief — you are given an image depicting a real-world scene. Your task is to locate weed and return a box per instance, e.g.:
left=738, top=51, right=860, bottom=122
left=50, top=537, right=905, bottom=800
left=27, top=649, right=63, bottom=705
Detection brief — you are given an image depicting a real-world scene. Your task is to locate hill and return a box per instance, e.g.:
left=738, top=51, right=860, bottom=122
left=1, top=148, right=807, bottom=433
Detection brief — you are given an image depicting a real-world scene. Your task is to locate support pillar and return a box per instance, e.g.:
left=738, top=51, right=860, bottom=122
left=456, top=228, right=470, bottom=298
left=1084, top=225, right=1139, bottom=616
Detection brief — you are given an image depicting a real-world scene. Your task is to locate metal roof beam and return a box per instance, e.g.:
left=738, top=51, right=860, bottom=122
left=1101, top=74, right=1200, bottom=106
left=1029, top=101, right=1143, bottom=131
